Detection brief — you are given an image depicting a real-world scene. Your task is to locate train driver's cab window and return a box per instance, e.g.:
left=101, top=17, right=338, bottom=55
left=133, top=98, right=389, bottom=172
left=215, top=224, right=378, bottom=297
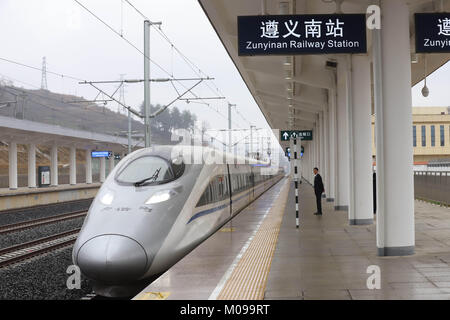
left=116, top=156, right=174, bottom=185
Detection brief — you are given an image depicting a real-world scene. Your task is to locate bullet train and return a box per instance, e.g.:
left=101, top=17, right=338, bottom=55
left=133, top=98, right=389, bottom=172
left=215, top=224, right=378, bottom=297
left=72, top=145, right=286, bottom=297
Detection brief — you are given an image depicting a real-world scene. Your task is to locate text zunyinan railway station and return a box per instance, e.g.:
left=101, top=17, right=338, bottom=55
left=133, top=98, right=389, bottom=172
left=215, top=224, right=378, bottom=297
left=246, top=39, right=361, bottom=51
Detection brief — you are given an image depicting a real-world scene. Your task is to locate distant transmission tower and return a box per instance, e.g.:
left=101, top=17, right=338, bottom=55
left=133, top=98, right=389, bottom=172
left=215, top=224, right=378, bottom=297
left=118, top=74, right=126, bottom=113
left=41, top=57, right=48, bottom=90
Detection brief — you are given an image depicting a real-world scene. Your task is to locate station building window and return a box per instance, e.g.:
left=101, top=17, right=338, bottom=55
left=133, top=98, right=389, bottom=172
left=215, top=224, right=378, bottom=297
left=431, top=125, right=435, bottom=147
left=421, top=125, right=426, bottom=147
left=440, top=125, right=445, bottom=147
left=413, top=126, right=416, bottom=147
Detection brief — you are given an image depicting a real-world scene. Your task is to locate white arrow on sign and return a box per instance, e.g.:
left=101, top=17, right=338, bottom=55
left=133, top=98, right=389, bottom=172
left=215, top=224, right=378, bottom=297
left=283, top=132, right=290, bottom=140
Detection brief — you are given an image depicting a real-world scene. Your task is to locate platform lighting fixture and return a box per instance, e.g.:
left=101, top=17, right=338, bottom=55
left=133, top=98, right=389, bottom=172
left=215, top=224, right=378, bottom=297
left=279, top=1, right=290, bottom=14
left=283, top=56, right=293, bottom=67
left=286, top=83, right=293, bottom=92
left=285, top=69, right=293, bottom=80
left=321, top=0, right=343, bottom=13
left=422, top=56, right=429, bottom=97
left=325, top=60, right=338, bottom=70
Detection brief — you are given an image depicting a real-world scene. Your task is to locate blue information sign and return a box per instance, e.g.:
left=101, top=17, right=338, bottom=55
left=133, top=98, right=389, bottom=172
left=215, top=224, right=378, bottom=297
left=91, top=151, right=111, bottom=158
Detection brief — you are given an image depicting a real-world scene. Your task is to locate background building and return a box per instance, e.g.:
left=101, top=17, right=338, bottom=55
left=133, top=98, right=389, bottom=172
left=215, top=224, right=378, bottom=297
left=372, top=107, right=450, bottom=167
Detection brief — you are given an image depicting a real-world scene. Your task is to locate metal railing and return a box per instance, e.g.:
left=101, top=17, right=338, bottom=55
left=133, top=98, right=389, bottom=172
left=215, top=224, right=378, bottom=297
left=414, top=171, right=450, bottom=205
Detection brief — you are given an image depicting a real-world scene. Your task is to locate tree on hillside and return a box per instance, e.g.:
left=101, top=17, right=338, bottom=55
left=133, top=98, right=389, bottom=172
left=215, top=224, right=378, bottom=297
left=139, top=103, right=197, bottom=133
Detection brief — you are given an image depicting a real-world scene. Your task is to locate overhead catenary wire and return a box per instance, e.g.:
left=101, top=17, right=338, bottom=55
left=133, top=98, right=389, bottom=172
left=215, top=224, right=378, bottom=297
left=74, top=0, right=239, bottom=127
left=124, top=0, right=229, bottom=102
left=122, top=0, right=250, bottom=128
left=0, top=57, right=85, bottom=82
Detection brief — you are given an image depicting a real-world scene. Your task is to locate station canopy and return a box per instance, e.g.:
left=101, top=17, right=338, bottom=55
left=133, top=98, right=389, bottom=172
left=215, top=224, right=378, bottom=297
left=199, top=0, right=450, bottom=146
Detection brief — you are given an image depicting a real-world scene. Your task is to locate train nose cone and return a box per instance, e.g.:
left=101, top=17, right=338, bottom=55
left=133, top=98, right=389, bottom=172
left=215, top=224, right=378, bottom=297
left=76, top=235, right=148, bottom=283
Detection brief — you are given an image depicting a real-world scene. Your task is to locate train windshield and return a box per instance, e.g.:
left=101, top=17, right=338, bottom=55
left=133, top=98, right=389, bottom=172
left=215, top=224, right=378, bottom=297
left=116, top=156, right=174, bottom=185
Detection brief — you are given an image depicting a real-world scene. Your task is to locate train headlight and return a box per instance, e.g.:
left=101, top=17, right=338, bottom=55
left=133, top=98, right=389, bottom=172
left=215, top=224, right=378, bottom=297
left=100, top=190, right=115, bottom=205
left=145, top=190, right=177, bottom=204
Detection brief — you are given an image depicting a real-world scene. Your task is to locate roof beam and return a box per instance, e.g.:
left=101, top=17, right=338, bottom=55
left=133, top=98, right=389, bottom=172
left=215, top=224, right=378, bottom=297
left=257, top=91, right=324, bottom=112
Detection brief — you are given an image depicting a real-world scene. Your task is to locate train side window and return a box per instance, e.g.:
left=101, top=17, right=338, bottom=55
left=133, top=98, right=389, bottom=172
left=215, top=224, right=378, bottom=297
left=196, top=176, right=229, bottom=207
left=196, top=189, right=207, bottom=207
left=211, top=183, right=216, bottom=203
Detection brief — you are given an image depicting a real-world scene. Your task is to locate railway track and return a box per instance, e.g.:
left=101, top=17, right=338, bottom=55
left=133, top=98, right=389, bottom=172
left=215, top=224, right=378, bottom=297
left=0, top=229, right=79, bottom=268
left=0, top=210, right=87, bottom=235
left=0, top=198, right=93, bottom=215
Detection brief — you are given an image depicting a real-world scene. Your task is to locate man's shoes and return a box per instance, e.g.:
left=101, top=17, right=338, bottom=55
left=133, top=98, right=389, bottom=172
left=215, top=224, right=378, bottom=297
left=314, top=212, right=322, bottom=215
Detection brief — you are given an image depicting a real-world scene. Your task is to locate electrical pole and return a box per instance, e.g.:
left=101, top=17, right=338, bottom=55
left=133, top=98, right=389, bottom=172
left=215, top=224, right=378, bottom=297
left=128, top=111, right=132, bottom=154
left=250, top=125, right=255, bottom=159
left=144, top=20, right=151, bottom=148
left=143, top=20, right=162, bottom=148
left=41, top=57, right=48, bottom=90
left=228, top=103, right=236, bottom=153
left=117, top=74, right=131, bottom=154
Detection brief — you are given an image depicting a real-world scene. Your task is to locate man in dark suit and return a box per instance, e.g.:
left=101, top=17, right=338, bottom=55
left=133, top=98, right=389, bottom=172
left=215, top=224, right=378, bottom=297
left=313, top=167, right=324, bottom=215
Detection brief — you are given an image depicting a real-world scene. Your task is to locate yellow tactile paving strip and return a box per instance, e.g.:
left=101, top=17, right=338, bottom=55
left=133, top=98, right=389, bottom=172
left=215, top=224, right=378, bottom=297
left=134, top=291, right=170, bottom=300
left=217, top=178, right=291, bottom=300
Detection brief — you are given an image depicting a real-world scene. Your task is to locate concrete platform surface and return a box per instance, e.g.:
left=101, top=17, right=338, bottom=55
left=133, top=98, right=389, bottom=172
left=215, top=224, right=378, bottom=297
left=265, top=181, right=450, bottom=300
left=0, top=183, right=100, bottom=211
left=134, top=177, right=450, bottom=300
left=0, top=183, right=101, bottom=197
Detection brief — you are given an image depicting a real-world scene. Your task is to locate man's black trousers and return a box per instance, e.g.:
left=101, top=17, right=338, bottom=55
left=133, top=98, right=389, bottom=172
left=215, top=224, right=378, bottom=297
left=315, top=191, right=322, bottom=214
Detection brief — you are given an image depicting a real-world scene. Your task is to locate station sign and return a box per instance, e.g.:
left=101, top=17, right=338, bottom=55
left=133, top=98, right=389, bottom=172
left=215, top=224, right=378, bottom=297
left=415, top=13, right=450, bottom=53
left=237, top=14, right=367, bottom=56
left=91, top=151, right=111, bottom=158
left=281, top=130, right=312, bottom=141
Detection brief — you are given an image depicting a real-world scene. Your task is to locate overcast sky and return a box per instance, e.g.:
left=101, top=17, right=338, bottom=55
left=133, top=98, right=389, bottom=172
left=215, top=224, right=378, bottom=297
left=0, top=0, right=448, bottom=134
left=0, top=0, right=268, bottom=134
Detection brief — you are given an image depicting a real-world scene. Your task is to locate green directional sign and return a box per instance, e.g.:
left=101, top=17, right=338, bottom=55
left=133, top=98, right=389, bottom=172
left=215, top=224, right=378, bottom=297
left=281, top=130, right=313, bottom=141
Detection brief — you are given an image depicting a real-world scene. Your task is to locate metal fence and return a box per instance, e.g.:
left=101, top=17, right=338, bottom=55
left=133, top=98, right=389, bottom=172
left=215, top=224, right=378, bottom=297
left=414, top=171, right=450, bottom=205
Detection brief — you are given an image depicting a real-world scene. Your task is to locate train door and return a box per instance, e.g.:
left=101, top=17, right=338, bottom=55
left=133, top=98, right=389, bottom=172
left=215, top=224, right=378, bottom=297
left=227, top=164, right=232, bottom=217
left=250, top=168, right=255, bottom=200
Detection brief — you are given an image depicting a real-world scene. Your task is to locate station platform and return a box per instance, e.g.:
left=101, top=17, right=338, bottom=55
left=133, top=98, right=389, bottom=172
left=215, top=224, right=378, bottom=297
left=0, top=183, right=100, bottom=211
left=134, top=177, right=450, bottom=300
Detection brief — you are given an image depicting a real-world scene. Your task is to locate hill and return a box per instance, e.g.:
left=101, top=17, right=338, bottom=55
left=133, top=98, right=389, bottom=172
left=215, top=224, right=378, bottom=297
left=0, top=84, right=172, bottom=143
